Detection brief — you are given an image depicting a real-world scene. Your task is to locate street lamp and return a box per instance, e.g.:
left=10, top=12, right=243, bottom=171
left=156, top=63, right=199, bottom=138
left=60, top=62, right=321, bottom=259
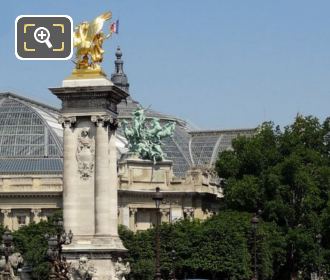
left=251, top=213, right=259, bottom=280
left=153, top=187, right=164, bottom=280
left=45, top=217, right=73, bottom=279
left=316, top=233, right=322, bottom=279
left=1, top=230, right=14, bottom=280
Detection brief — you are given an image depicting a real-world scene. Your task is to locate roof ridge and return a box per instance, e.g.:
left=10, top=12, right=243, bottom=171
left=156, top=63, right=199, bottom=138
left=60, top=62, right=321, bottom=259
left=189, top=128, right=257, bottom=134
left=0, top=92, right=60, bottom=113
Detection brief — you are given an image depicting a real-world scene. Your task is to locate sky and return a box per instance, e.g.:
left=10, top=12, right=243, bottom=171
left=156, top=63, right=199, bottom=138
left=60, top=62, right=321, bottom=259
left=0, top=0, right=329, bottom=130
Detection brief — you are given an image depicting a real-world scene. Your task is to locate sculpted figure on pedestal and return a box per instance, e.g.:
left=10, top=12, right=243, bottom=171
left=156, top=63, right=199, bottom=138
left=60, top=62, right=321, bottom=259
left=70, top=257, right=95, bottom=280
left=121, top=108, right=175, bottom=163
left=73, top=12, right=113, bottom=71
left=114, top=257, right=130, bottom=280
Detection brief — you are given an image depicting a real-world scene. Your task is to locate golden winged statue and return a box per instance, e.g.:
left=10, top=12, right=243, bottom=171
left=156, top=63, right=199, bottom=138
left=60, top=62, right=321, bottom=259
left=73, top=12, right=112, bottom=72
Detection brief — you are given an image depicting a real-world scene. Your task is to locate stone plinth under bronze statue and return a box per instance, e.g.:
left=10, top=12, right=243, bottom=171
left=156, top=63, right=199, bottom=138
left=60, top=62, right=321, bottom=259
left=50, top=73, right=129, bottom=279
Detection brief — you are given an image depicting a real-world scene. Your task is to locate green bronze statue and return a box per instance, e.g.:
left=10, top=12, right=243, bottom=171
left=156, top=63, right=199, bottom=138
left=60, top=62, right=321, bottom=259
left=121, top=108, right=175, bottom=163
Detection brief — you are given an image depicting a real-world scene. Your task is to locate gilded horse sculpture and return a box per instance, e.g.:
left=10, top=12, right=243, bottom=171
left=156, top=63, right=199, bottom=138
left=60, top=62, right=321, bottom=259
left=73, top=12, right=112, bottom=71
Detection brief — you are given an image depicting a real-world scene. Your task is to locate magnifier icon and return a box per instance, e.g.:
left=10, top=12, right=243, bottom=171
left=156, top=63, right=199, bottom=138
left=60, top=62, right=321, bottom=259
left=34, top=27, right=53, bottom=49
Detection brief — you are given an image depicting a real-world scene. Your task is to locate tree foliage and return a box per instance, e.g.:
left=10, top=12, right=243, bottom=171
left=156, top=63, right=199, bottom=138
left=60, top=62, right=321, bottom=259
left=1, top=115, right=329, bottom=280
left=216, top=115, right=330, bottom=279
left=119, top=212, right=284, bottom=280
left=0, top=212, right=62, bottom=279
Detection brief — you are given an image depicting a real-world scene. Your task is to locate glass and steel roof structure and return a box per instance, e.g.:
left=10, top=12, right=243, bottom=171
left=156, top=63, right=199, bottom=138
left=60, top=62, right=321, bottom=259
left=0, top=93, right=63, bottom=174
left=0, top=92, right=255, bottom=177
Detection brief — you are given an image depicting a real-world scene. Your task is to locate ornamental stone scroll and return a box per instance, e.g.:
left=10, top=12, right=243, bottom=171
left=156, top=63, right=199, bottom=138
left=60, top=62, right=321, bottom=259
left=91, top=115, right=118, bottom=131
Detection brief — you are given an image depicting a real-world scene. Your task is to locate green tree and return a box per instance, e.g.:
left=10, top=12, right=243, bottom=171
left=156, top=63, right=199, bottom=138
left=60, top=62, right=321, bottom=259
left=216, top=115, right=330, bottom=279
left=119, top=212, right=284, bottom=280
left=9, top=212, right=62, bottom=279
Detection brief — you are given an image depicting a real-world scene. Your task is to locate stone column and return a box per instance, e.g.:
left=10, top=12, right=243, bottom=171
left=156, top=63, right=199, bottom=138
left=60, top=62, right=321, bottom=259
left=1, top=209, right=12, bottom=230
left=92, top=115, right=112, bottom=236
left=109, top=121, right=119, bottom=236
left=121, top=207, right=130, bottom=228
left=59, top=117, right=77, bottom=234
left=31, top=208, right=42, bottom=223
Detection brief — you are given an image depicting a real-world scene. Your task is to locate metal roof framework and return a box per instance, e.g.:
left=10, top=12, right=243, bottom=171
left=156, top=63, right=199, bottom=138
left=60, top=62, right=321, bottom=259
left=0, top=92, right=256, bottom=177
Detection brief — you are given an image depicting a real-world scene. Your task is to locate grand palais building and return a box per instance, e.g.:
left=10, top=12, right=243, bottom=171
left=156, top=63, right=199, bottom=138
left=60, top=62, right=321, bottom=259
left=0, top=48, right=255, bottom=231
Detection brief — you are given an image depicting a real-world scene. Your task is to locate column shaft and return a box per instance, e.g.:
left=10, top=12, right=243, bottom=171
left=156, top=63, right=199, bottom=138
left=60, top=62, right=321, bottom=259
left=108, top=129, right=118, bottom=236
left=95, top=121, right=112, bottom=235
left=62, top=121, right=78, bottom=234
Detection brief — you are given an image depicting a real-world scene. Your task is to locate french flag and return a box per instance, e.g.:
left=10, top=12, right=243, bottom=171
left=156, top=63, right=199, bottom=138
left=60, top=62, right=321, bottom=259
left=110, top=20, right=119, bottom=34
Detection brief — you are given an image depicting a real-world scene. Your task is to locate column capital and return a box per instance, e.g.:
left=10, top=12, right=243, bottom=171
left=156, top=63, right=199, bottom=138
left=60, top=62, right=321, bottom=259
left=183, top=207, right=194, bottom=218
left=91, top=115, right=118, bottom=130
left=129, top=207, right=138, bottom=215
left=1, top=209, right=11, bottom=215
left=160, top=208, right=170, bottom=216
left=59, top=116, right=76, bottom=128
left=91, top=115, right=111, bottom=127
left=31, top=208, right=42, bottom=216
left=109, top=119, right=119, bottom=131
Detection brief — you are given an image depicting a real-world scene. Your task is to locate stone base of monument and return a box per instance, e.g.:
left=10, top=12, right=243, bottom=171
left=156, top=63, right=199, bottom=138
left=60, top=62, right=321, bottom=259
left=118, top=153, right=174, bottom=190
left=63, top=242, right=129, bottom=280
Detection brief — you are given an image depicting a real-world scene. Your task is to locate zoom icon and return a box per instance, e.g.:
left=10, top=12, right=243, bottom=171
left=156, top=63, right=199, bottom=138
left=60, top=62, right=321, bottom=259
left=15, top=15, right=73, bottom=60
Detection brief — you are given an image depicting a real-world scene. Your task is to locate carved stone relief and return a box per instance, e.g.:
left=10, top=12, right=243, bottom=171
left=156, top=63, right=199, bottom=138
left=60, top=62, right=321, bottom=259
left=69, top=256, right=95, bottom=280
left=114, top=257, right=130, bottom=280
left=76, top=129, right=95, bottom=180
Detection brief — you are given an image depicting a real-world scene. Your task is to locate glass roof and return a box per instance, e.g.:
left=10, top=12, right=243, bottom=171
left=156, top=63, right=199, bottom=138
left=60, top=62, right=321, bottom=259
left=0, top=94, right=63, bottom=174
left=0, top=93, right=256, bottom=177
